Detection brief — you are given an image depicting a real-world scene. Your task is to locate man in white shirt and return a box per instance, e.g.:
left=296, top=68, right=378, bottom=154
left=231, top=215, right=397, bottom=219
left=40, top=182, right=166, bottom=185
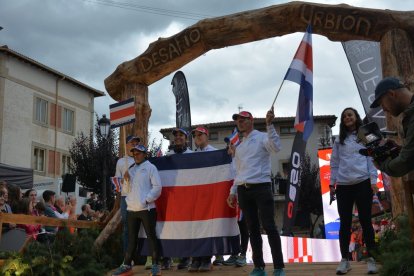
left=192, top=126, right=217, bottom=152
left=113, top=144, right=162, bottom=276
left=166, top=128, right=192, bottom=155
left=115, top=135, right=140, bottom=255
left=188, top=126, right=216, bottom=272
left=162, top=128, right=192, bottom=270
left=226, top=110, right=285, bottom=276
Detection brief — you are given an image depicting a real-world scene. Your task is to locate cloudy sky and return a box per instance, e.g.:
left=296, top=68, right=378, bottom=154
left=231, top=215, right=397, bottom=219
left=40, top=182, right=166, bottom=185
left=1, top=0, right=413, bottom=149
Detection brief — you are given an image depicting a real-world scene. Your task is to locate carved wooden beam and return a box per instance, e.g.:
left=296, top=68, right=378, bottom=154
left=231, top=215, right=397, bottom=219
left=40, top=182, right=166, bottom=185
left=105, top=1, right=414, bottom=99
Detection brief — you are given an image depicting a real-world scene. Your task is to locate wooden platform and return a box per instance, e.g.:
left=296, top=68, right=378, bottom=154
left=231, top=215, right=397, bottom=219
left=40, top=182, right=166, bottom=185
left=109, top=261, right=379, bottom=275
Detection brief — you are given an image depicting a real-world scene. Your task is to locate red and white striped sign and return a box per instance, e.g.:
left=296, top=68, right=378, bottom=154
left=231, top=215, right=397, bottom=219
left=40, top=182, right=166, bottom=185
left=109, top=98, right=135, bottom=128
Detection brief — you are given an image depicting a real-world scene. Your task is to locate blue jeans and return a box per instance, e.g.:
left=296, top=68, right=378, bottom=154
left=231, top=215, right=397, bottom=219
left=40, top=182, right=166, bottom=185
left=121, top=196, right=128, bottom=254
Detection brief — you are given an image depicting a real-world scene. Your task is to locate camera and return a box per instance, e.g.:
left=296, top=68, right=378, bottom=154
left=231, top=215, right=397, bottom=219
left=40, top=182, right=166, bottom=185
left=357, top=122, right=401, bottom=163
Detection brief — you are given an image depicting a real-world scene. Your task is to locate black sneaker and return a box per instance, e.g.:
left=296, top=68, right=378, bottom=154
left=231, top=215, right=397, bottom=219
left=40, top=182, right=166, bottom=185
left=212, top=256, right=224, bottom=266
left=198, top=261, right=212, bottom=272
left=177, top=257, right=190, bottom=269
left=188, top=260, right=200, bottom=272
left=161, top=257, right=172, bottom=270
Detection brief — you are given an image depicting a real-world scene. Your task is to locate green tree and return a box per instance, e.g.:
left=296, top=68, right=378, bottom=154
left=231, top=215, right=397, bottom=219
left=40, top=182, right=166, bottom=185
left=298, top=153, right=323, bottom=238
left=68, top=115, right=118, bottom=209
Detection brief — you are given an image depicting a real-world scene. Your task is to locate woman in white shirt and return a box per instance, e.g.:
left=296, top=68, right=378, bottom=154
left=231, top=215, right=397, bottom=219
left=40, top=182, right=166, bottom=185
left=330, top=107, right=378, bottom=275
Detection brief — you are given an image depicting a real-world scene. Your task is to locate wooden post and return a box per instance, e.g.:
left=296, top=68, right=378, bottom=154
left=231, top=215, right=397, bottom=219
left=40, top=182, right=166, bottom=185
left=380, top=28, right=414, bottom=242
left=95, top=82, right=151, bottom=249
left=118, top=83, right=151, bottom=155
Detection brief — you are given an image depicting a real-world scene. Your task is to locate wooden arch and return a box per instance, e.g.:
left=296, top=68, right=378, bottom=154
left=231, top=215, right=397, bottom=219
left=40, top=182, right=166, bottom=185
left=99, top=1, right=414, bottom=245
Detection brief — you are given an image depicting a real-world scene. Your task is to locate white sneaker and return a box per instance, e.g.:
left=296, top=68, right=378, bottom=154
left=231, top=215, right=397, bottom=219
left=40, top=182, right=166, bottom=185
left=336, top=258, right=351, bottom=275
left=367, top=257, right=378, bottom=274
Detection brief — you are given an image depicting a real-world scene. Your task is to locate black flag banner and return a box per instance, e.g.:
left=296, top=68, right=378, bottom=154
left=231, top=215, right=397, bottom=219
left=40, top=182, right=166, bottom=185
left=171, top=71, right=192, bottom=148
left=342, top=41, right=386, bottom=130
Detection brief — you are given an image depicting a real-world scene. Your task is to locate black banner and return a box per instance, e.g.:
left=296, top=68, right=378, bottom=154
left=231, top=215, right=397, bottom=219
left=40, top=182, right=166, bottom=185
left=171, top=71, right=192, bottom=148
left=282, top=132, right=306, bottom=235
left=342, top=41, right=386, bottom=130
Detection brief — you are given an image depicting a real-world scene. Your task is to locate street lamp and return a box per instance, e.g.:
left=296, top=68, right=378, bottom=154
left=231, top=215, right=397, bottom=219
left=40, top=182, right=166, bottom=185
left=98, top=114, right=111, bottom=210
left=98, top=114, right=110, bottom=139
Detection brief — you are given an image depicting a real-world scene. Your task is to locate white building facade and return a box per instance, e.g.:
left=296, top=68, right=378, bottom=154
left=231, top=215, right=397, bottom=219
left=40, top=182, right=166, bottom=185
left=0, top=46, right=104, bottom=191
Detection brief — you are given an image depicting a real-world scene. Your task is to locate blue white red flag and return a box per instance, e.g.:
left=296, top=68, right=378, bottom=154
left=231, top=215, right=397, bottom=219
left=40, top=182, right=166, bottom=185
left=139, top=150, right=240, bottom=257
left=284, top=25, right=314, bottom=142
left=110, top=176, right=122, bottom=192
left=224, top=127, right=241, bottom=146
left=282, top=25, right=314, bottom=235
left=109, top=98, right=135, bottom=129
left=155, top=147, right=163, bottom=157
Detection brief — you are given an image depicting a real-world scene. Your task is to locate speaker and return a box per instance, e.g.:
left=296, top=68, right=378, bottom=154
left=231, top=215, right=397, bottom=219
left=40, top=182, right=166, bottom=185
left=62, top=174, right=76, bottom=193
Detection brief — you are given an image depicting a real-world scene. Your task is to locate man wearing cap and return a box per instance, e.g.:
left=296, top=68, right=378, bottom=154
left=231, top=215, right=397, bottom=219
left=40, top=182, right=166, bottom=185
left=370, top=76, right=414, bottom=177
left=166, top=128, right=192, bottom=155
left=226, top=109, right=285, bottom=276
left=162, top=128, right=192, bottom=270
left=115, top=135, right=140, bottom=256
left=192, top=126, right=217, bottom=152
left=113, top=145, right=162, bottom=276
left=188, top=126, right=216, bottom=272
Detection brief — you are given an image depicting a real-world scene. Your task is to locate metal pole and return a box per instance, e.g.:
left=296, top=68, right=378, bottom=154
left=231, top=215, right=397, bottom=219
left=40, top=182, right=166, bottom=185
left=102, top=138, right=107, bottom=210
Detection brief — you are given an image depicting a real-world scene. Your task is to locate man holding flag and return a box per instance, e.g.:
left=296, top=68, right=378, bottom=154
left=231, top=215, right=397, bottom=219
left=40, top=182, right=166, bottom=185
left=227, top=110, right=285, bottom=276
left=115, top=135, right=140, bottom=255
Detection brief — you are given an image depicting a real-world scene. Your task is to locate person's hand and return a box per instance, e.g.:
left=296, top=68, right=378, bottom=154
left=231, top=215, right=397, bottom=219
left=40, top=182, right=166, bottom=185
left=227, top=194, right=237, bottom=208
left=329, top=185, right=335, bottom=196
left=371, top=184, right=379, bottom=194
left=124, top=170, right=130, bottom=183
left=266, top=106, right=275, bottom=126
left=227, top=144, right=236, bottom=157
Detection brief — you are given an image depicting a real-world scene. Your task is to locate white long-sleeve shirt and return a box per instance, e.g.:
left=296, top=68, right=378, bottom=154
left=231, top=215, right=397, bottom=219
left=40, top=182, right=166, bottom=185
left=230, top=125, right=281, bottom=194
left=126, top=160, right=162, bottom=212
left=194, top=144, right=217, bottom=152
left=115, top=156, right=134, bottom=196
left=330, top=132, right=378, bottom=186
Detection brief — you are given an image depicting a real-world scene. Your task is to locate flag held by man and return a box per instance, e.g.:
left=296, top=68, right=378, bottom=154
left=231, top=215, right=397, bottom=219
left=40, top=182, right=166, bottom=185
left=282, top=25, right=314, bottom=234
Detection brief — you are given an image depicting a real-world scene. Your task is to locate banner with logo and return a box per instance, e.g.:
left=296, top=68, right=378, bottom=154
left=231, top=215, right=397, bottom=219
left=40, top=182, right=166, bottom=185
left=342, top=41, right=385, bottom=129
left=171, top=71, right=192, bottom=148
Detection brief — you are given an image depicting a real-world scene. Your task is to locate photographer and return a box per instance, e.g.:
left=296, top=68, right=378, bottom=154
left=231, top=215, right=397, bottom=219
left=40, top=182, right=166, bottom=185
left=370, top=77, right=414, bottom=176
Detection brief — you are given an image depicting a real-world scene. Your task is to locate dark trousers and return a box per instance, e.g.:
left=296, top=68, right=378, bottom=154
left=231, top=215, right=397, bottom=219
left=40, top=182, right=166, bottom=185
left=336, top=179, right=376, bottom=259
left=124, top=208, right=160, bottom=266
left=237, top=183, right=284, bottom=269
left=238, top=215, right=249, bottom=255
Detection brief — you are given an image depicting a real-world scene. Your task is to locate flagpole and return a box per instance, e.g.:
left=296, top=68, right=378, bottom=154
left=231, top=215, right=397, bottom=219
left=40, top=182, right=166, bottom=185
left=271, top=79, right=286, bottom=108
left=122, top=126, right=130, bottom=193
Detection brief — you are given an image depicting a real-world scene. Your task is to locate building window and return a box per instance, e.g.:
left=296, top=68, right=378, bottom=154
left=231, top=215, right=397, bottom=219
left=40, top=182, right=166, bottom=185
left=209, top=132, right=218, bottom=141
left=35, top=97, right=48, bottom=124
left=33, top=147, right=46, bottom=172
left=280, top=126, right=296, bottom=134
left=62, top=155, right=71, bottom=175
left=62, top=108, right=74, bottom=133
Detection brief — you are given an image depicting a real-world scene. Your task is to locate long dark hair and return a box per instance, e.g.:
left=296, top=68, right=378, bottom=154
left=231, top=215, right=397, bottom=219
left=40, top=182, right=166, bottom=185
left=339, top=107, right=363, bottom=145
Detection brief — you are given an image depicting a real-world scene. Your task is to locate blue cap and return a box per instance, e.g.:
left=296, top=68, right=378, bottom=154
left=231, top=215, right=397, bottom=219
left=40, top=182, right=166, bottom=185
left=126, top=135, right=140, bottom=144
left=370, top=77, right=405, bottom=108
left=172, top=128, right=188, bottom=137
left=130, top=144, right=147, bottom=153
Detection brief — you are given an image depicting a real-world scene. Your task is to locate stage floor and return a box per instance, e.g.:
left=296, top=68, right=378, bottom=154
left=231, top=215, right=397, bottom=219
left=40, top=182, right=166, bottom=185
left=109, top=261, right=380, bottom=276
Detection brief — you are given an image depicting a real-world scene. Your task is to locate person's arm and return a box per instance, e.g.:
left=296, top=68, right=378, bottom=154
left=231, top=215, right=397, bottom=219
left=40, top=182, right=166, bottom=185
left=263, top=108, right=282, bottom=153
left=329, top=141, right=340, bottom=186
left=145, top=165, right=162, bottom=203
left=380, top=119, right=414, bottom=176
left=367, top=156, right=379, bottom=193
left=115, top=159, right=122, bottom=177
